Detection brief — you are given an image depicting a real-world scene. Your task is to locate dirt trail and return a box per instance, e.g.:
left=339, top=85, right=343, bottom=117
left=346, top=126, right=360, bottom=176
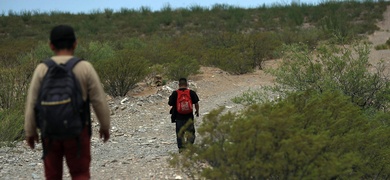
left=368, top=5, right=390, bottom=67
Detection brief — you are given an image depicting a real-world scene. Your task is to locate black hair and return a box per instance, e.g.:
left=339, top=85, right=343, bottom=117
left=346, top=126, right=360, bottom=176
left=178, top=78, right=188, bottom=86
left=50, top=25, right=76, bottom=50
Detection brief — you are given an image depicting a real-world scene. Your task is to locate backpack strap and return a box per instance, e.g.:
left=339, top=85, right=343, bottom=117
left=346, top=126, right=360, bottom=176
left=65, top=57, right=84, bottom=71
left=66, top=57, right=92, bottom=136
left=42, top=57, right=84, bottom=70
left=43, top=59, right=56, bottom=68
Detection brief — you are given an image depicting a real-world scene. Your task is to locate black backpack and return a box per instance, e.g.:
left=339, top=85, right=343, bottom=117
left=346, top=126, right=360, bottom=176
left=35, top=57, right=88, bottom=141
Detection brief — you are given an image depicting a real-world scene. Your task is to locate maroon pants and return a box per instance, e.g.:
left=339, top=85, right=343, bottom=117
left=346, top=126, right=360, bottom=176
left=43, top=128, right=91, bottom=180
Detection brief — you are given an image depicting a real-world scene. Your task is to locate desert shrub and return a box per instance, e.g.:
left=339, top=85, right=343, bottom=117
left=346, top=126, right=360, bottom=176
left=285, top=2, right=305, bottom=27
left=20, top=10, right=33, bottom=24
left=386, top=37, right=390, bottom=46
left=232, top=88, right=277, bottom=105
left=82, top=20, right=99, bottom=35
left=146, top=64, right=166, bottom=84
left=267, top=42, right=390, bottom=111
left=103, top=8, right=114, bottom=19
left=170, top=90, right=390, bottom=179
left=140, top=6, right=152, bottom=15
left=374, top=37, right=390, bottom=50
left=96, top=49, right=150, bottom=97
left=189, top=5, right=208, bottom=13
left=157, top=4, right=173, bottom=26
left=0, top=39, right=37, bottom=67
left=375, top=44, right=389, bottom=50
left=202, top=31, right=282, bottom=73
left=218, top=47, right=253, bottom=75
left=0, top=42, right=49, bottom=109
left=0, top=68, right=21, bottom=109
left=166, top=34, right=205, bottom=63
left=138, top=38, right=181, bottom=65
left=278, top=28, right=325, bottom=49
left=203, top=33, right=255, bottom=74
left=0, top=109, right=24, bottom=143
left=166, top=55, right=200, bottom=80
left=0, top=66, right=33, bottom=110
left=76, top=41, right=115, bottom=63
left=248, top=32, right=282, bottom=69
left=0, top=43, right=48, bottom=143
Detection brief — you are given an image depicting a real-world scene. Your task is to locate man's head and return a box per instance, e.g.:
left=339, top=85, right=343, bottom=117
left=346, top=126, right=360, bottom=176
left=50, top=25, right=76, bottom=51
left=178, top=78, right=188, bottom=88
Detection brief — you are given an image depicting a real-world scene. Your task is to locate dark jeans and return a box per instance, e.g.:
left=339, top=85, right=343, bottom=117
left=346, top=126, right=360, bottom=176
left=175, top=118, right=195, bottom=149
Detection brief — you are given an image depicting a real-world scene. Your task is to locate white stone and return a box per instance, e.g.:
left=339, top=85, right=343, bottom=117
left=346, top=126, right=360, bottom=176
left=120, top=97, right=129, bottom=104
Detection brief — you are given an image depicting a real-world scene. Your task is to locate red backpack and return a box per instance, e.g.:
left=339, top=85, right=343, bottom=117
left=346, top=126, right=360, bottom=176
left=176, top=89, right=193, bottom=114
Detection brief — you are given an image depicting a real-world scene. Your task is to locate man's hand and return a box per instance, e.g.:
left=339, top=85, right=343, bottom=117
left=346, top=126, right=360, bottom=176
left=99, top=128, right=110, bottom=143
left=26, top=135, right=39, bottom=149
left=195, top=110, right=199, bottom=117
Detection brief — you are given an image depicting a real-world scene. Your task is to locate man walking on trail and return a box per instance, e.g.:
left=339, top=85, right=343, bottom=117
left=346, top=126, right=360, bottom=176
left=168, top=78, right=200, bottom=152
left=24, top=25, right=111, bottom=180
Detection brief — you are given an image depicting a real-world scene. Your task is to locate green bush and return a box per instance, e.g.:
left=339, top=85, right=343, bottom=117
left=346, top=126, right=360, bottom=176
left=267, top=42, right=390, bottom=110
left=232, top=88, right=275, bottom=105
left=375, top=44, right=389, bottom=50
left=0, top=109, right=24, bottom=144
left=103, top=8, right=114, bottom=19
left=0, top=42, right=48, bottom=109
left=166, top=55, right=200, bottom=80
left=248, top=32, right=282, bottom=69
left=76, top=41, right=115, bottom=63
left=96, top=49, right=150, bottom=97
left=0, top=68, right=21, bottom=109
left=218, top=47, right=253, bottom=75
left=0, top=43, right=48, bottom=143
left=374, top=37, right=390, bottom=50
left=20, top=10, right=32, bottom=24
left=157, top=4, right=173, bottom=26
left=170, top=90, right=390, bottom=179
left=204, top=33, right=255, bottom=74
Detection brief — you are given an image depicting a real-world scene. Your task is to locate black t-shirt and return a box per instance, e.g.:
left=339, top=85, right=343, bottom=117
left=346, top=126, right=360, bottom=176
left=168, top=88, right=199, bottom=120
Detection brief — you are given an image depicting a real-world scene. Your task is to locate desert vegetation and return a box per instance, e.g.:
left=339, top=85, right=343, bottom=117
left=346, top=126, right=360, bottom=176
left=171, top=42, right=390, bottom=179
left=1, top=0, right=390, bottom=178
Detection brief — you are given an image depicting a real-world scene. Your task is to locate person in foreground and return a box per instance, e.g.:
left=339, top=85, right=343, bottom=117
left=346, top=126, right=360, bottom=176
left=168, top=78, right=200, bottom=152
left=24, top=25, right=110, bottom=180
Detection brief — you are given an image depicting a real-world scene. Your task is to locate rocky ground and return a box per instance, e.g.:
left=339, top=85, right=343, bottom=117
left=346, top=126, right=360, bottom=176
left=2, top=5, right=390, bottom=180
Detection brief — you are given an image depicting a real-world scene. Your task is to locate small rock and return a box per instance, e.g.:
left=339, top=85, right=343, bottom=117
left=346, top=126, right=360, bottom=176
left=120, top=97, right=129, bottom=104
left=32, top=173, right=40, bottom=179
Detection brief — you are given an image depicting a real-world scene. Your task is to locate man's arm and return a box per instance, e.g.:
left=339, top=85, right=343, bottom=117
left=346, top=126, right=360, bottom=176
left=194, top=103, right=199, bottom=117
left=24, top=64, right=46, bottom=149
left=168, top=91, right=176, bottom=106
left=190, top=90, right=200, bottom=117
left=86, top=62, right=110, bottom=142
